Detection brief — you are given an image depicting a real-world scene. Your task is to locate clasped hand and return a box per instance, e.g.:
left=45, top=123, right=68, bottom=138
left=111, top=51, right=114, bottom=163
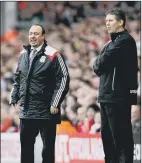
left=50, top=106, right=58, bottom=114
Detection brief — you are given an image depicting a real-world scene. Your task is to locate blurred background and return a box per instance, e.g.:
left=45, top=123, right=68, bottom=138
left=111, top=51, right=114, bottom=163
left=1, top=0, right=141, bottom=134
left=0, top=2, right=141, bottom=162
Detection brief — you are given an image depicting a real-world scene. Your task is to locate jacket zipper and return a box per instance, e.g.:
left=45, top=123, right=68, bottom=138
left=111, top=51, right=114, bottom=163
left=112, top=67, right=116, bottom=90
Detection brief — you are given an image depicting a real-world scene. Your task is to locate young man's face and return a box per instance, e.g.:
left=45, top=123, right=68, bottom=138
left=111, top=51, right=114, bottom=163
left=105, top=14, right=123, bottom=34
left=29, top=25, right=45, bottom=47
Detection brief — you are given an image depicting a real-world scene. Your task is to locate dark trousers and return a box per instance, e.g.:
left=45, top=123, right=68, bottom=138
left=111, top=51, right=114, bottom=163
left=20, top=119, right=56, bottom=163
left=100, top=103, right=134, bottom=163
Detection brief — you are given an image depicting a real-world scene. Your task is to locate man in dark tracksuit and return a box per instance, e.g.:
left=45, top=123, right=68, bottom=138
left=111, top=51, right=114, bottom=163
left=93, top=9, right=138, bottom=163
left=10, top=24, right=70, bottom=163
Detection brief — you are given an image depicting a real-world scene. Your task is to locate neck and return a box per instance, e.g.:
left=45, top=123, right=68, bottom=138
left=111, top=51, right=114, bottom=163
left=116, top=27, right=125, bottom=33
left=110, top=28, right=126, bottom=41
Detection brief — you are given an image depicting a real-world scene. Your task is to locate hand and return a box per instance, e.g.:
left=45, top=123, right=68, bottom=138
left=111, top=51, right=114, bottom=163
left=50, top=106, right=59, bottom=114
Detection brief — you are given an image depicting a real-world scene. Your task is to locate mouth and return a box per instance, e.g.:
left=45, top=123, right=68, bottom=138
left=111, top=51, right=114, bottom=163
left=30, top=40, right=37, bottom=43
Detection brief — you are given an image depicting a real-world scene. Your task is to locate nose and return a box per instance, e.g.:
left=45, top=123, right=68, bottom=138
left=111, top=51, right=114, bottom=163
left=30, top=34, right=35, bottom=38
left=106, top=20, right=110, bottom=26
left=106, top=22, right=110, bottom=27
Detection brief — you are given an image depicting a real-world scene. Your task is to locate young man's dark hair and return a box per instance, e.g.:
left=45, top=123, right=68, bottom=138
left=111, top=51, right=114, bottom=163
left=105, top=8, right=126, bottom=27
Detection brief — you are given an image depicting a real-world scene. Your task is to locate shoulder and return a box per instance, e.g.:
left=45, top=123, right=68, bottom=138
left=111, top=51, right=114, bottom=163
left=120, top=34, right=136, bottom=48
left=120, top=32, right=135, bottom=43
left=20, top=48, right=27, bottom=55
left=103, top=40, right=111, bottom=48
left=127, top=34, right=136, bottom=44
left=113, top=33, right=134, bottom=47
left=44, top=45, right=59, bottom=60
left=18, top=48, right=27, bottom=61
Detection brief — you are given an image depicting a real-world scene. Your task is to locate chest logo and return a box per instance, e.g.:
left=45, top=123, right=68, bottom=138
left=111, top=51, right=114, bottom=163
left=40, top=56, right=46, bottom=63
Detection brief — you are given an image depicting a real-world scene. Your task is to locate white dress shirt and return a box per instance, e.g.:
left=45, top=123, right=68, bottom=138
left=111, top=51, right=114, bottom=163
left=30, top=44, right=44, bottom=59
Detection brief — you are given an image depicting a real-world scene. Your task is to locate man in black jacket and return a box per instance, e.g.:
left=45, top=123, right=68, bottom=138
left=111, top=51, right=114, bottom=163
left=10, top=24, right=70, bottom=163
left=93, top=9, right=138, bottom=163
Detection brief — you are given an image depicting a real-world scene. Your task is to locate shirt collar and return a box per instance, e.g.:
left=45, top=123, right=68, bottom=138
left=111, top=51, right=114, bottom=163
left=31, top=43, right=44, bottom=52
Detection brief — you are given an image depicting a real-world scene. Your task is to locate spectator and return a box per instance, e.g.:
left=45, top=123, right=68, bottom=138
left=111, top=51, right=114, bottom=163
left=131, top=105, right=141, bottom=133
left=78, top=116, right=91, bottom=133
left=90, top=111, right=101, bottom=134
left=1, top=108, right=12, bottom=132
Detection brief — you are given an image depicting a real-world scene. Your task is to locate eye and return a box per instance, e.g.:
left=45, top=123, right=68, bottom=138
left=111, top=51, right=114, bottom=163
left=35, top=33, right=39, bottom=36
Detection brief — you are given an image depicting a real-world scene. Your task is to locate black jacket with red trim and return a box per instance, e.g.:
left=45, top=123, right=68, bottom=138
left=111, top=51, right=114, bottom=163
left=10, top=41, right=70, bottom=123
left=93, top=30, right=138, bottom=104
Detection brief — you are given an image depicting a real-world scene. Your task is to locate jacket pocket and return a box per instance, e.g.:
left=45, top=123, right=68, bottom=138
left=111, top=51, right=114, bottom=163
left=112, top=67, right=116, bottom=90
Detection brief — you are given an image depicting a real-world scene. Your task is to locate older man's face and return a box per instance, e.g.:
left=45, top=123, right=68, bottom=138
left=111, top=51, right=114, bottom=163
left=29, top=25, right=45, bottom=47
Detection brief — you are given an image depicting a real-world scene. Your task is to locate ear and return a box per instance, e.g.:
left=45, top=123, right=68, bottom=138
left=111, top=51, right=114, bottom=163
left=119, top=19, right=124, bottom=27
left=42, top=34, right=45, bottom=39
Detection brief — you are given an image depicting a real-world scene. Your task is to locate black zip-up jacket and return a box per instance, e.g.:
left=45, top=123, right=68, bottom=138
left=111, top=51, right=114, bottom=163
left=93, top=30, right=138, bottom=104
left=10, top=41, right=70, bottom=123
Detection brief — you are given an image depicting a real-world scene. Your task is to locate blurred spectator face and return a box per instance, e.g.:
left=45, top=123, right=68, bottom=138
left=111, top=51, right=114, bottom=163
left=82, top=68, right=92, bottom=81
left=1, top=108, right=9, bottom=122
left=90, top=77, right=100, bottom=89
left=76, top=86, right=97, bottom=107
left=65, top=107, right=77, bottom=122
left=29, top=25, right=45, bottom=47
left=76, top=87, right=89, bottom=99
left=56, top=3, right=64, bottom=14
left=131, top=105, right=141, bottom=122
left=61, top=106, right=65, bottom=116
left=137, top=71, right=140, bottom=82
left=13, top=113, right=20, bottom=127
left=89, top=57, right=97, bottom=69
left=69, top=79, right=80, bottom=91
left=94, top=112, right=101, bottom=124
left=83, top=116, right=90, bottom=127
left=82, top=94, right=97, bottom=107
left=105, top=14, right=124, bottom=34
left=77, top=107, right=87, bottom=122
left=87, top=107, right=96, bottom=120
left=136, top=41, right=140, bottom=57
left=66, top=95, right=76, bottom=108
left=1, top=78, right=7, bottom=92
left=137, top=57, right=141, bottom=70
left=69, top=67, right=82, bottom=79
left=89, top=112, right=101, bottom=134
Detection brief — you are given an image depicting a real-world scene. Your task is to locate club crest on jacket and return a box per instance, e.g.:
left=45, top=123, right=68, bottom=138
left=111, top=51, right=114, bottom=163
left=40, top=56, right=46, bottom=62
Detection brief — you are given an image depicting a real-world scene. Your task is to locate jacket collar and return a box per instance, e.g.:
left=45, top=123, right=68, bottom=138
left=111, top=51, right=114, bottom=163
left=31, top=43, right=43, bottom=52
left=110, top=29, right=128, bottom=41
left=23, top=40, right=48, bottom=54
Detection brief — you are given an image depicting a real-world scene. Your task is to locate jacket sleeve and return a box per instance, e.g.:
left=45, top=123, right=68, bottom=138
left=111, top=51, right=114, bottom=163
left=51, top=53, right=70, bottom=108
left=9, top=58, right=21, bottom=104
left=93, top=37, right=128, bottom=76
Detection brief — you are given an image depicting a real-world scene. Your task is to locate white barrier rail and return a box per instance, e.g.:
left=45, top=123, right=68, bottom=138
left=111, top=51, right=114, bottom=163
left=1, top=133, right=104, bottom=163
left=1, top=133, right=140, bottom=163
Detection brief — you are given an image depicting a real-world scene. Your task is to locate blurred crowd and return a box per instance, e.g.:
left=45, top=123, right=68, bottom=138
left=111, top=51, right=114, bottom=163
left=1, top=2, right=141, bottom=135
